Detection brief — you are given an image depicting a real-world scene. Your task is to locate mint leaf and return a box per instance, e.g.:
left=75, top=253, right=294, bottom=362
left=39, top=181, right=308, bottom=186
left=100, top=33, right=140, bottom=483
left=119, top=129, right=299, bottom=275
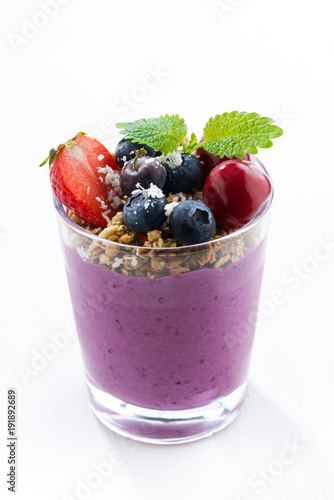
left=116, top=114, right=188, bottom=155
left=202, top=111, right=283, bottom=158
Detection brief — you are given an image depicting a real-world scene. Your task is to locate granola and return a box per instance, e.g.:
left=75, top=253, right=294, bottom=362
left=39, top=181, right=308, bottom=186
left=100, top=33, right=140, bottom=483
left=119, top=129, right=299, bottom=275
left=67, top=191, right=261, bottom=278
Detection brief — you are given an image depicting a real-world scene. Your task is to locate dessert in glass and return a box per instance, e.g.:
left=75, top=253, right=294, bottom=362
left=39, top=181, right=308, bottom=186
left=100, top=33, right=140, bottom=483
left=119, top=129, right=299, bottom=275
left=43, top=112, right=282, bottom=443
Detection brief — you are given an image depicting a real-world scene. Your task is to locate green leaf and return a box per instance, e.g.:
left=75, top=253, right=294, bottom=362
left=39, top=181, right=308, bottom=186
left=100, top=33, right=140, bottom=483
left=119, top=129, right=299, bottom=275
left=116, top=114, right=188, bottom=155
left=39, top=156, right=50, bottom=167
left=203, top=111, right=283, bottom=158
left=184, top=132, right=199, bottom=154
left=39, top=132, right=87, bottom=168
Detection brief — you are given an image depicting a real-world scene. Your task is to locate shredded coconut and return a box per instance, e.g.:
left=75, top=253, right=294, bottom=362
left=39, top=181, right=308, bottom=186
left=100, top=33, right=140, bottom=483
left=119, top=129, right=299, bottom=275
left=98, top=165, right=120, bottom=187
left=108, top=189, right=116, bottom=202
left=112, top=257, right=123, bottom=268
left=102, top=212, right=111, bottom=224
left=132, top=182, right=164, bottom=199
left=77, top=247, right=92, bottom=260
left=96, top=197, right=108, bottom=210
left=156, top=152, right=182, bottom=170
left=124, top=255, right=138, bottom=266
left=110, top=196, right=122, bottom=209
left=97, top=154, right=104, bottom=161
left=164, top=201, right=179, bottom=217
left=95, top=197, right=112, bottom=224
left=97, top=165, right=123, bottom=208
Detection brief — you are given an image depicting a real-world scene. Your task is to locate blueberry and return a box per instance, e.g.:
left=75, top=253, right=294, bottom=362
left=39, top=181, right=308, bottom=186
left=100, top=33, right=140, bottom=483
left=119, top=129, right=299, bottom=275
left=169, top=200, right=216, bottom=245
left=161, top=153, right=203, bottom=194
left=120, top=157, right=167, bottom=196
left=123, top=186, right=167, bottom=233
left=115, top=139, right=158, bottom=169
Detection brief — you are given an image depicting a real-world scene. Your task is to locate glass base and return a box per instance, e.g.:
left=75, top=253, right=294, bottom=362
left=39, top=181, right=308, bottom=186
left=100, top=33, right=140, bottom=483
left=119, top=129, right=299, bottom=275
left=87, top=379, right=248, bottom=445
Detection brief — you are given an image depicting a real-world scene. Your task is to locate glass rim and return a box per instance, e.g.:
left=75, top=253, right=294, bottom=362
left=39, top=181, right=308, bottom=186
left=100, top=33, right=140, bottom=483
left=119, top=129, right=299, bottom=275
left=53, top=159, right=274, bottom=252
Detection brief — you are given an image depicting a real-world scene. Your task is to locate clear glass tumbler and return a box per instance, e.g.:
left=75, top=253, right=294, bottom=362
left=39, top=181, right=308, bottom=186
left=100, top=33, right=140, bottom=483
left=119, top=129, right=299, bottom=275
left=54, top=160, right=273, bottom=444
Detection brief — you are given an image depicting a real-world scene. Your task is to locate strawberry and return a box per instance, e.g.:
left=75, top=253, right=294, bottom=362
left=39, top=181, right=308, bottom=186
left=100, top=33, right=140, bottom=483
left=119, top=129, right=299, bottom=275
left=41, top=132, right=124, bottom=228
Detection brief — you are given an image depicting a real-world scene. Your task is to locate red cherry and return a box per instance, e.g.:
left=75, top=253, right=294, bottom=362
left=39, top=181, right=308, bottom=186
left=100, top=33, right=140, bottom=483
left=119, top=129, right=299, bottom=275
left=196, top=136, right=252, bottom=181
left=203, top=160, right=272, bottom=228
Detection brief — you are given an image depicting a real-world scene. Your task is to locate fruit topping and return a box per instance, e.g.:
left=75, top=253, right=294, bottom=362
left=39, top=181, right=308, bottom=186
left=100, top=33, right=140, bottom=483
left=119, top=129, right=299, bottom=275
left=123, top=184, right=167, bottom=233
left=159, top=152, right=203, bottom=194
left=169, top=200, right=216, bottom=245
left=114, top=138, right=158, bottom=169
left=40, top=133, right=123, bottom=228
left=43, top=111, right=282, bottom=239
left=120, top=149, right=167, bottom=196
left=203, top=160, right=271, bottom=229
left=196, top=136, right=252, bottom=181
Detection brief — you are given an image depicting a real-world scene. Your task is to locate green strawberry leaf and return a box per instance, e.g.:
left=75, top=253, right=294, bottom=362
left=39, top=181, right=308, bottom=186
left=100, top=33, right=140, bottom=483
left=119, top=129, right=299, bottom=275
left=202, top=111, right=283, bottom=158
left=116, top=114, right=188, bottom=155
left=39, top=132, right=87, bottom=168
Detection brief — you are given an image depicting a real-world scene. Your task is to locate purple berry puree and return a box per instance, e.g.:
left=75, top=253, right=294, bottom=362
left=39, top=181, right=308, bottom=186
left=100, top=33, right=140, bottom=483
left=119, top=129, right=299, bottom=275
left=63, top=240, right=266, bottom=411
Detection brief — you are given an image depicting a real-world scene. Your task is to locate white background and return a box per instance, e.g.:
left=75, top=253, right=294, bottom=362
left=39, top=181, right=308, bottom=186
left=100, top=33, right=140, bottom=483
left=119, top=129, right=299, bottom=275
left=1, top=0, right=334, bottom=499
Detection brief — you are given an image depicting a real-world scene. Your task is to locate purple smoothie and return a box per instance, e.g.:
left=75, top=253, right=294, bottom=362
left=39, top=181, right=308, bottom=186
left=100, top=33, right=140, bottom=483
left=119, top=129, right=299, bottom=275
left=63, top=239, right=266, bottom=411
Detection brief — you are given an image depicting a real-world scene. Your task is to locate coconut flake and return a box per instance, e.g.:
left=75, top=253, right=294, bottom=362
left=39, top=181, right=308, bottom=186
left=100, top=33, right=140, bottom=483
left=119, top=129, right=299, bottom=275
left=112, top=257, right=123, bottom=268
left=156, top=152, right=182, bottom=170
left=97, top=166, right=123, bottom=209
left=164, top=201, right=179, bottom=217
left=124, top=255, right=138, bottom=267
left=102, top=212, right=111, bottom=224
left=97, top=154, right=104, bottom=161
left=131, top=182, right=164, bottom=199
left=96, top=197, right=108, bottom=210
left=113, top=196, right=122, bottom=206
left=108, top=189, right=116, bottom=202
left=98, top=165, right=121, bottom=187
left=77, top=247, right=92, bottom=261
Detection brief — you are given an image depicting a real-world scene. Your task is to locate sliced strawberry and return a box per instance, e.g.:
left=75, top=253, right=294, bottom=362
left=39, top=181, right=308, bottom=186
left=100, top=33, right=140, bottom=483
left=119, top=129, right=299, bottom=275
left=43, top=133, right=124, bottom=227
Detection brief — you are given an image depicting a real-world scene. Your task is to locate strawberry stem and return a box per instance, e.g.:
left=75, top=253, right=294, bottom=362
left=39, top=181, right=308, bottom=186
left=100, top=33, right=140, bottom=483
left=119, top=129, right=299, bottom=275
left=39, top=131, right=87, bottom=168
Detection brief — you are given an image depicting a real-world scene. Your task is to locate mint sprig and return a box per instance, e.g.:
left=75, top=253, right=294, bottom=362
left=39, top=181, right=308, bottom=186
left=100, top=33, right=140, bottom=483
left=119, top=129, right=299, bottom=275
left=116, top=112, right=283, bottom=159
left=116, top=114, right=187, bottom=155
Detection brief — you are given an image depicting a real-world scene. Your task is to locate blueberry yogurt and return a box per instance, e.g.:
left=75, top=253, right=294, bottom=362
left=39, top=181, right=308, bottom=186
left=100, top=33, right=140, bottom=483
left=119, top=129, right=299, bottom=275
left=62, top=226, right=267, bottom=411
